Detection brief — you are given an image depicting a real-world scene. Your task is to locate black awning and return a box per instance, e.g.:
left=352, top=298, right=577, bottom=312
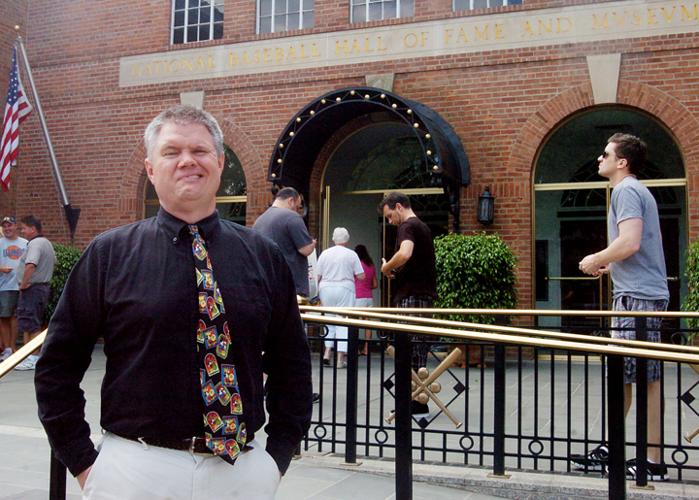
left=267, top=87, right=470, bottom=224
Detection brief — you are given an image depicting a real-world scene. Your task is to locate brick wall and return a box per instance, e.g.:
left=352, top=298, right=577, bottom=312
left=0, top=0, right=28, bottom=217
left=11, top=0, right=699, bottom=308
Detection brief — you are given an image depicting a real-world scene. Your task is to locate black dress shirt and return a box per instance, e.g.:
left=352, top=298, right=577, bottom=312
left=35, top=209, right=312, bottom=477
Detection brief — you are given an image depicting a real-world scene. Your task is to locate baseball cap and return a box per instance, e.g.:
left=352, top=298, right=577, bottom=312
left=1, top=216, right=15, bottom=225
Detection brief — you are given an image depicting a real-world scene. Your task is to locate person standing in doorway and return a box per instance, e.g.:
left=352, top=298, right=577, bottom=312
left=253, top=187, right=316, bottom=299
left=353, top=244, right=378, bottom=356
left=574, top=133, right=669, bottom=481
left=0, top=216, right=27, bottom=361
left=317, top=227, right=364, bottom=368
left=14, top=215, right=55, bottom=371
left=379, top=192, right=437, bottom=417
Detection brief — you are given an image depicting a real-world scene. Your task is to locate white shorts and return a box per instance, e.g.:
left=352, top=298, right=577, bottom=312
left=319, top=285, right=355, bottom=352
left=82, top=433, right=281, bottom=500
left=354, top=297, right=373, bottom=308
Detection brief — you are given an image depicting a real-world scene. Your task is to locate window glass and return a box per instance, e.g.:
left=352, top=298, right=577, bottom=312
left=352, top=5, right=366, bottom=23
left=351, top=0, right=413, bottom=22
left=173, top=28, right=184, bottom=44
left=288, top=13, right=300, bottom=29
left=258, top=0, right=314, bottom=33
left=171, top=0, right=224, bottom=44
left=213, top=5, right=224, bottom=21
left=453, top=0, right=521, bottom=9
left=302, top=10, right=314, bottom=28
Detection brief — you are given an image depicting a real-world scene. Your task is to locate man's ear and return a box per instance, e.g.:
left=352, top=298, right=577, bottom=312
left=145, top=158, right=154, bottom=181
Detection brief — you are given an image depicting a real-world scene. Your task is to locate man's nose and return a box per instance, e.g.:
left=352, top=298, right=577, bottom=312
left=178, top=150, right=197, bottom=166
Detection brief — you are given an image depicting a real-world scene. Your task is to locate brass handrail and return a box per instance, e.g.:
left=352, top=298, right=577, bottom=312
left=300, top=312, right=699, bottom=365
left=301, top=306, right=699, bottom=354
left=0, top=329, right=46, bottom=379
left=328, top=306, right=699, bottom=318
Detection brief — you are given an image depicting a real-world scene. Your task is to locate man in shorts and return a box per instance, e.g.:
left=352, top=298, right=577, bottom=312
left=14, top=215, right=56, bottom=371
left=0, top=216, right=27, bottom=361
left=575, top=133, right=669, bottom=481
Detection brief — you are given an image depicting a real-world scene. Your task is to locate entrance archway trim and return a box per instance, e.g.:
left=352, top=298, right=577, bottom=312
left=266, top=86, right=470, bottom=227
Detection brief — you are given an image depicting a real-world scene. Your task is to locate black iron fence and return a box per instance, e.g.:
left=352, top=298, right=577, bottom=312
left=300, top=307, right=699, bottom=500
left=4, top=309, right=699, bottom=499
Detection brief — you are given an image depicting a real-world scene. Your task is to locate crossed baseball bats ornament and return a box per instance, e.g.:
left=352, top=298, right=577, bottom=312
left=385, top=346, right=463, bottom=428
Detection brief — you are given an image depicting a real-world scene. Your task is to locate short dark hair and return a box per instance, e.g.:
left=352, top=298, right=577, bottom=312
left=378, top=191, right=411, bottom=211
left=20, top=215, right=42, bottom=233
left=608, top=133, right=647, bottom=175
left=275, top=186, right=300, bottom=202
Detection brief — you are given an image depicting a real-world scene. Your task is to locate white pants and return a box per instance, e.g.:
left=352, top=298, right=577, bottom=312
left=319, top=285, right=355, bottom=353
left=82, top=433, right=281, bottom=500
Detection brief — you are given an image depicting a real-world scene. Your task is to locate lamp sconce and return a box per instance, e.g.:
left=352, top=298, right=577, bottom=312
left=477, top=186, right=494, bottom=225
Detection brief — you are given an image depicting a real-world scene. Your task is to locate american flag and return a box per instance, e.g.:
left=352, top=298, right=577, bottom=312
left=0, top=47, right=33, bottom=191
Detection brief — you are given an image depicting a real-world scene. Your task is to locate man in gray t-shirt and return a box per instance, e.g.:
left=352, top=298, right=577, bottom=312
left=253, top=187, right=316, bottom=297
left=14, top=215, right=56, bottom=371
left=577, top=133, right=669, bottom=480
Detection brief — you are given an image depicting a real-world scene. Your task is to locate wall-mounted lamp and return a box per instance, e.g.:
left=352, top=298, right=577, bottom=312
left=477, top=186, right=494, bottom=225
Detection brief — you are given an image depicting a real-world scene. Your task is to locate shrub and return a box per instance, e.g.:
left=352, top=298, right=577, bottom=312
left=683, top=240, right=699, bottom=332
left=45, top=243, right=83, bottom=322
left=434, top=232, right=517, bottom=324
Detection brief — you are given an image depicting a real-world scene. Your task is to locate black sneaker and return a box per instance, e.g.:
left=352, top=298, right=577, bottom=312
left=410, top=401, right=430, bottom=417
left=625, top=458, right=669, bottom=482
left=570, top=444, right=608, bottom=472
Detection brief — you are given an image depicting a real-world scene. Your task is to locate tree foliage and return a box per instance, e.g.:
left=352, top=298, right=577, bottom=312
left=45, top=243, right=82, bottom=322
left=434, top=232, right=517, bottom=324
left=683, top=240, right=699, bottom=332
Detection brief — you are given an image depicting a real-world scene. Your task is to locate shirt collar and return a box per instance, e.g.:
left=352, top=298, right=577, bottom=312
left=156, top=207, right=221, bottom=241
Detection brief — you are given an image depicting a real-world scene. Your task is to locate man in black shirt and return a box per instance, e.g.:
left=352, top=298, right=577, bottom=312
left=35, top=105, right=312, bottom=499
left=379, top=192, right=437, bottom=417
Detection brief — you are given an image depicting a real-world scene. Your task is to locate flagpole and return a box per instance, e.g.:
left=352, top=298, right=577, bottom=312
left=14, top=29, right=80, bottom=241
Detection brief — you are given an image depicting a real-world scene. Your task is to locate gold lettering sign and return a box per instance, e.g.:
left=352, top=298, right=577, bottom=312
left=119, top=0, right=699, bottom=87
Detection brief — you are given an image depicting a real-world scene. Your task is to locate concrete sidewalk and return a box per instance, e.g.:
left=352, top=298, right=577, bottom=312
left=2, top=345, right=698, bottom=499
left=0, top=346, right=503, bottom=500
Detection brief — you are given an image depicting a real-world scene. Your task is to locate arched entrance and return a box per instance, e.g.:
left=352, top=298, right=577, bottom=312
left=267, top=87, right=470, bottom=305
left=534, top=106, right=686, bottom=330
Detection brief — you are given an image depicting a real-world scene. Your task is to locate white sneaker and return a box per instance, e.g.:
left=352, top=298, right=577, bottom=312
left=0, top=348, right=12, bottom=361
left=14, top=354, right=38, bottom=371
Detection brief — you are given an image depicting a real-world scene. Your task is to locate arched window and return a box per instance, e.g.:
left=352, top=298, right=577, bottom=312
left=144, top=145, right=247, bottom=225
left=533, top=107, right=685, bottom=327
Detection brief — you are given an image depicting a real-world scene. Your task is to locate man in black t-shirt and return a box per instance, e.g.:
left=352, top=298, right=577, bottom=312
left=379, top=192, right=437, bottom=417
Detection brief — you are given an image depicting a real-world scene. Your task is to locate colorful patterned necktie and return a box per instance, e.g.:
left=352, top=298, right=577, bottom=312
left=189, top=224, right=246, bottom=463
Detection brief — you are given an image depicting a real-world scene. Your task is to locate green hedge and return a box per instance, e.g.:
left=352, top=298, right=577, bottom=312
left=434, top=232, right=517, bottom=323
left=45, top=243, right=83, bottom=322
left=683, top=240, right=699, bottom=331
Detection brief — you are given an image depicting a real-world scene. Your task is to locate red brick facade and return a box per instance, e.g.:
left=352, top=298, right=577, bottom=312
left=4, top=0, right=698, bottom=308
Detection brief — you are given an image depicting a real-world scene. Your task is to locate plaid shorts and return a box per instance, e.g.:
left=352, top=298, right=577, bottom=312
left=611, top=295, right=668, bottom=384
left=398, top=295, right=434, bottom=370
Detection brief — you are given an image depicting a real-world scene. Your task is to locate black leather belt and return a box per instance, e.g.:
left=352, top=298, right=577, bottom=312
left=114, top=432, right=255, bottom=454
left=116, top=434, right=213, bottom=454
